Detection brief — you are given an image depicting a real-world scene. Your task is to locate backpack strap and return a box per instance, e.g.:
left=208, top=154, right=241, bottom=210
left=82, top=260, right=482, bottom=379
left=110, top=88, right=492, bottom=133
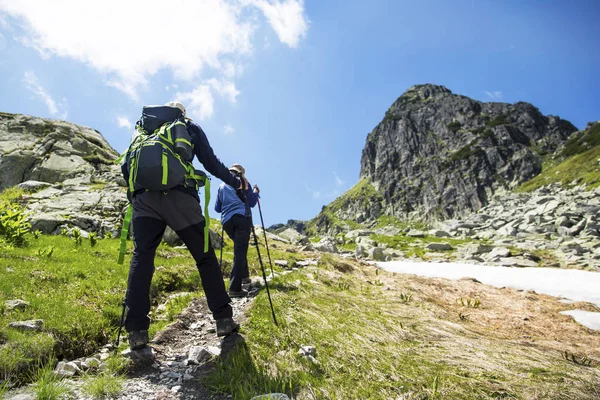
left=117, top=204, right=133, bottom=264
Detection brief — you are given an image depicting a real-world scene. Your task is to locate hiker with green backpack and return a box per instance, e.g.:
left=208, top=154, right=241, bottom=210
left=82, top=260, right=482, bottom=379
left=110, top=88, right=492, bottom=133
left=118, top=101, right=245, bottom=350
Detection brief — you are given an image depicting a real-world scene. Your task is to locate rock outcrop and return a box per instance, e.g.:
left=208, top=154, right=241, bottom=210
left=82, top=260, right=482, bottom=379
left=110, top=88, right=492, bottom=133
left=0, top=112, right=119, bottom=190
left=359, top=84, right=577, bottom=221
left=0, top=112, right=128, bottom=237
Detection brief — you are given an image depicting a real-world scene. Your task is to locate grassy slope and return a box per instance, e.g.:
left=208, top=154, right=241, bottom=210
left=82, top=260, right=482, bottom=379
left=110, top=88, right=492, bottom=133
left=0, top=208, right=296, bottom=385
left=0, top=235, right=201, bottom=382
left=306, top=179, right=382, bottom=236
left=519, top=122, right=600, bottom=192
left=206, top=255, right=600, bottom=400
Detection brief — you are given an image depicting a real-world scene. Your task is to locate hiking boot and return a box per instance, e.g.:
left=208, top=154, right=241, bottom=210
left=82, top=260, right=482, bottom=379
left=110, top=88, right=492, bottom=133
left=128, top=330, right=149, bottom=350
left=241, top=277, right=252, bottom=285
left=216, top=317, right=239, bottom=337
left=228, top=289, right=248, bottom=298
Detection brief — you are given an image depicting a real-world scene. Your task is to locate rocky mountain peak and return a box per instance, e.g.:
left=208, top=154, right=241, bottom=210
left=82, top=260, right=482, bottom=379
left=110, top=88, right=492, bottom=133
left=309, top=85, right=581, bottom=234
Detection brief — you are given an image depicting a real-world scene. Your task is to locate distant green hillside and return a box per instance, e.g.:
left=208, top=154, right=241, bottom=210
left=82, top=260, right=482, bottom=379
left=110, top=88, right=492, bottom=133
left=519, top=122, right=600, bottom=191
left=307, top=179, right=382, bottom=236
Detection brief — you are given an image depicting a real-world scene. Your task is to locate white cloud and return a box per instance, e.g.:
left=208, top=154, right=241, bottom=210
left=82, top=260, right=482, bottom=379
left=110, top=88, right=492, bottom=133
left=0, top=0, right=308, bottom=101
left=249, top=0, right=308, bottom=48
left=484, top=91, right=503, bottom=100
left=207, top=78, right=240, bottom=103
left=176, top=84, right=214, bottom=121
left=23, top=70, right=68, bottom=118
left=116, top=116, right=132, bottom=129
left=307, top=173, right=348, bottom=201
left=224, top=124, right=235, bottom=136
left=333, top=172, right=344, bottom=187
left=305, top=184, right=320, bottom=200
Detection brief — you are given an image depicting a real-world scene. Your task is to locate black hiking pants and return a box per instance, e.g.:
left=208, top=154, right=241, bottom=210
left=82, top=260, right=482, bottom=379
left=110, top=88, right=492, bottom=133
left=124, top=190, right=232, bottom=333
left=223, top=214, right=252, bottom=292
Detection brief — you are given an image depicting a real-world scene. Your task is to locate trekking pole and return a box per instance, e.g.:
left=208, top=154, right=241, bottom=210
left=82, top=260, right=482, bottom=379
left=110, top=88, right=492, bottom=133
left=114, top=299, right=127, bottom=352
left=256, top=198, right=275, bottom=277
left=237, top=177, right=278, bottom=325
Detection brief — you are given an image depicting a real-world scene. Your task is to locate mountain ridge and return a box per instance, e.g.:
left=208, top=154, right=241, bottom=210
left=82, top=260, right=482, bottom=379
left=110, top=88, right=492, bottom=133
left=306, top=83, right=590, bottom=235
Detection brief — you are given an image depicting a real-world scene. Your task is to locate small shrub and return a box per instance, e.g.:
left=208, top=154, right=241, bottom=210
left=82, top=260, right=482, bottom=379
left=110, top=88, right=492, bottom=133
left=0, top=202, right=31, bottom=247
left=71, top=228, right=82, bottom=246
left=456, top=298, right=481, bottom=308
left=446, top=121, right=462, bottom=133
left=36, top=246, right=54, bottom=259
left=32, top=361, right=70, bottom=400
left=399, top=293, right=413, bottom=303
left=487, top=114, right=508, bottom=127
left=562, top=350, right=593, bottom=367
left=562, top=122, right=600, bottom=158
left=83, top=372, right=124, bottom=399
left=83, top=153, right=113, bottom=165
left=103, top=354, right=131, bottom=375
left=32, top=230, right=41, bottom=239
left=89, top=232, right=98, bottom=247
left=0, top=380, right=9, bottom=398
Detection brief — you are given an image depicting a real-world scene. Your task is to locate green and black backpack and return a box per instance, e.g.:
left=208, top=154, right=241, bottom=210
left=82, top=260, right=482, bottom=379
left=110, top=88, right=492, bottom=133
left=116, top=105, right=212, bottom=263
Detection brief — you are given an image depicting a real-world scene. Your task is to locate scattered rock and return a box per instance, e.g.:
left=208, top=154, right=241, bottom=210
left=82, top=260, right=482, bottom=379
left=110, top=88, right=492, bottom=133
left=121, top=347, right=156, bottom=365
left=5, top=393, right=36, bottom=400
left=8, top=319, right=43, bottom=332
left=406, top=230, right=425, bottom=238
left=17, top=180, right=52, bottom=192
left=313, top=237, right=338, bottom=253
left=251, top=394, right=290, bottom=400
left=207, top=346, right=221, bottom=357
left=187, top=346, right=211, bottom=365
left=425, top=242, right=452, bottom=251
left=82, top=357, right=101, bottom=370
left=5, top=299, right=29, bottom=311
left=489, top=247, right=511, bottom=258
left=298, top=345, right=316, bottom=357
left=368, top=247, right=386, bottom=261
left=54, top=361, right=82, bottom=378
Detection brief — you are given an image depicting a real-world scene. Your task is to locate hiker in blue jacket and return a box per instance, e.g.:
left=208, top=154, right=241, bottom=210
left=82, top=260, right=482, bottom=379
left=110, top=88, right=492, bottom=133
left=121, top=102, right=247, bottom=350
left=215, top=164, right=259, bottom=297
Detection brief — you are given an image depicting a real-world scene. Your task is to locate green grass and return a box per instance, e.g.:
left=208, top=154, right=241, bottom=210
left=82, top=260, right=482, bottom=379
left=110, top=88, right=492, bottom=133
left=486, top=114, right=508, bottom=128
left=306, top=179, right=381, bottom=236
left=375, top=215, right=428, bottom=231
left=33, top=361, right=70, bottom=400
left=370, top=233, right=472, bottom=259
left=203, top=257, right=596, bottom=399
left=0, top=379, right=9, bottom=398
left=0, top=234, right=204, bottom=384
left=518, top=144, right=600, bottom=191
left=446, top=121, right=462, bottom=133
left=451, top=141, right=485, bottom=162
left=562, top=122, right=600, bottom=157
left=83, top=372, right=124, bottom=399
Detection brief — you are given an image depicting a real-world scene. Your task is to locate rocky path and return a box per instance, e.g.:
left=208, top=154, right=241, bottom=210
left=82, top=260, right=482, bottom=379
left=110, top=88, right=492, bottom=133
left=5, top=288, right=257, bottom=400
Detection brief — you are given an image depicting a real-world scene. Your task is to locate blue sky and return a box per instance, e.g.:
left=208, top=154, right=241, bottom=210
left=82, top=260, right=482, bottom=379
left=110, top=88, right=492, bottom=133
left=1, top=0, right=599, bottom=226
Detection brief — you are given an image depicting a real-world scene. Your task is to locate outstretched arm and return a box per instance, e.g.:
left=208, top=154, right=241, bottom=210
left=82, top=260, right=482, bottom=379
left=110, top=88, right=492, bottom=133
left=188, top=122, right=241, bottom=188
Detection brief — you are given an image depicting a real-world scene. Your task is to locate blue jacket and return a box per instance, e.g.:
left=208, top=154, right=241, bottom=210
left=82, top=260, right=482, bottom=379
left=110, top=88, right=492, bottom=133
left=215, top=181, right=258, bottom=224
